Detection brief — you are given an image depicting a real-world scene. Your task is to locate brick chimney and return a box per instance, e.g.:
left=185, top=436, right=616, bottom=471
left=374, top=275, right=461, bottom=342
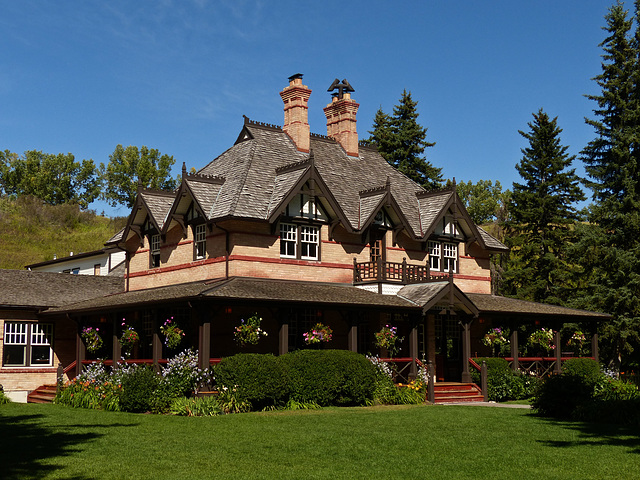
left=323, top=79, right=359, bottom=157
left=280, top=73, right=312, bottom=153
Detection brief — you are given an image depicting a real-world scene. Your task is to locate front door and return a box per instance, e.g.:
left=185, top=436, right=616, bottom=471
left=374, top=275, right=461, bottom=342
left=434, top=313, right=462, bottom=381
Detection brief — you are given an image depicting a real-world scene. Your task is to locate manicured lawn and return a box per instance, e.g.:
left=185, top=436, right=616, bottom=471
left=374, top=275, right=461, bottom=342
left=1, top=403, right=638, bottom=479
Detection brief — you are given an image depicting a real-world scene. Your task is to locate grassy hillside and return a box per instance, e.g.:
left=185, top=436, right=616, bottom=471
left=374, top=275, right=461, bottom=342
left=0, top=196, right=127, bottom=270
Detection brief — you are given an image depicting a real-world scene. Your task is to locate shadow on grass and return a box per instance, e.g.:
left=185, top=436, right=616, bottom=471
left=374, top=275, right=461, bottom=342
left=0, top=411, right=135, bottom=480
left=534, top=414, right=640, bottom=454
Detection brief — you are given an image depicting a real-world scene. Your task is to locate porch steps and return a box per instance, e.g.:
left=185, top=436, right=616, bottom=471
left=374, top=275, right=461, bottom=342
left=433, top=382, right=484, bottom=404
left=27, top=384, right=57, bottom=404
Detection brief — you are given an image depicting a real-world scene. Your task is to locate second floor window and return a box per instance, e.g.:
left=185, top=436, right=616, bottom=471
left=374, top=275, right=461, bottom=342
left=150, top=234, right=161, bottom=268
left=429, top=240, right=458, bottom=273
left=194, top=224, right=206, bottom=259
left=280, top=223, right=319, bottom=260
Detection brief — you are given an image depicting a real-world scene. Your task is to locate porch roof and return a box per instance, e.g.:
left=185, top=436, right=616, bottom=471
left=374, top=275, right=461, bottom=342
left=0, top=269, right=124, bottom=310
left=45, top=276, right=417, bottom=315
left=466, top=293, right=611, bottom=322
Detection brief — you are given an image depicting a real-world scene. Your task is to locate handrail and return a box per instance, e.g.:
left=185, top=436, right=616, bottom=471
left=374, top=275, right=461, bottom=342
left=469, top=358, right=481, bottom=372
left=62, top=360, right=77, bottom=374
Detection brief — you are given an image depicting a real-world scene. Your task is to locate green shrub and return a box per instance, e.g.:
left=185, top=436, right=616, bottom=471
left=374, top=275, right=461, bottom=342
left=0, top=391, right=11, bottom=405
left=595, top=378, right=640, bottom=401
left=120, top=365, right=159, bottom=413
left=280, top=350, right=377, bottom=406
left=561, top=358, right=601, bottom=387
left=469, top=358, right=536, bottom=402
left=573, top=398, right=640, bottom=426
left=215, top=353, right=288, bottom=411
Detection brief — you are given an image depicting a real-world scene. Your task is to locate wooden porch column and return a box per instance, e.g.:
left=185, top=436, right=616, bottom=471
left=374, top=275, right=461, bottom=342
left=554, top=330, right=562, bottom=374
left=152, top=333, right=162, bottom=372
left=75, top=330, right=86, bottom=377
left=591, top=332, right=599, bottom=362
left=198, top=321, right=211, bottom=370
left=112, top=317, right=121, bottom=366
left=461, top=319, right=472, bottom=383
left=409, top=325, right=418, bottom=379
left=510, top=328, right=519, bottom=372
left=279, top=322, right=289, bottom=356
left=348, top=324, right=358, bottom=353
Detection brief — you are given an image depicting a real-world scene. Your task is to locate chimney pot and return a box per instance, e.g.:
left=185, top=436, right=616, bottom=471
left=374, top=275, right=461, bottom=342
left=280, top=74, right=312, bottom=153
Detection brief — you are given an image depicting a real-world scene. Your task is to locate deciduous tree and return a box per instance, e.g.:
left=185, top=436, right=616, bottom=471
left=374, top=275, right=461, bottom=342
left=101, top=145, right=178, bottom=208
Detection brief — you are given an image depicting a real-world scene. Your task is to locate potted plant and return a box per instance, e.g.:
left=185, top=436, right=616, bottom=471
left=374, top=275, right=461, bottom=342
left=303, top=322, right=332, bottom=345
left=375, top=324, right=404, bottom=358
left=120, top=321, right=139, bottom=358
left=234, top=313, right=268, bottom=347
left=160, top=317, right=185, bottom=350
left=81, top=326, right=103, bottom=353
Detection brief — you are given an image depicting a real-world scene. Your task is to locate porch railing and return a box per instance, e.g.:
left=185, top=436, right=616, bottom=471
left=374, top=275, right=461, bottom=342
left=353, top=258, right=443, bottom=284
left=469, top=356, right=596, bottom=378
left=379, top=357, right=426, bottom=384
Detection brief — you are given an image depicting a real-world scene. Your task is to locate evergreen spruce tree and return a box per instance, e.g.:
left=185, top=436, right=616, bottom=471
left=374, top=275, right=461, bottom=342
left=574, top=1, right=640, bottom=368
left=502, top=109, right=585, bottom=305
left=365, top=91, right=442, bottom=189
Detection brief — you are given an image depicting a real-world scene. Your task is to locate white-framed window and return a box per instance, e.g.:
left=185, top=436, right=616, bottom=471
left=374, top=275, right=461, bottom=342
left=428, top=240, right=458, bottom=273
left=428, top=241, right=441, bottom=270
left=280, top=223, right=297, bottom=258
left=443, top=242, right=458, bottom=273
left=300, top=226, right=319, bottom=260
left=280, top=223, right=319, bottom=260
left=150, top=234, right=161, bottom=268
left=194, top=224, right=206, bottom=259
left=3, top=322, right=53, bottom=367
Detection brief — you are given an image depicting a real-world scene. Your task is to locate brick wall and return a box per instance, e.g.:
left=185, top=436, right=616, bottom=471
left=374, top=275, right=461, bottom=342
left=126, top=219, right=494, bottom=293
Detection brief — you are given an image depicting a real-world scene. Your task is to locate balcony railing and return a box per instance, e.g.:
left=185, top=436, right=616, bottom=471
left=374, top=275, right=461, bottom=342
left=353, top=258, right=444, bottom=285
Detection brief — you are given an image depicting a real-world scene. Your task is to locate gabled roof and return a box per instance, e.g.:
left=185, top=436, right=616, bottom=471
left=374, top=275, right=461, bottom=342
left=397, top=281, right=479, bottom=316
left=0, top=270, right=124, bottom=310
left=124, top=117, right=506, bottom=253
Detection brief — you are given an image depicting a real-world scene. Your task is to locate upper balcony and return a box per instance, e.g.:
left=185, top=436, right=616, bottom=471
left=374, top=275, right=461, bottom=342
left=353, top=258, right=446, bottom=285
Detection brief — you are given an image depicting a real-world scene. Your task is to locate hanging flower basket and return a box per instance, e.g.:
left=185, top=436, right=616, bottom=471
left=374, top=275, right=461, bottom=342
left=567, top=330, right=586, bottom=356
left=482, top=327, right=508, bottom=356
left=375, top=324, right=404, bottom=358
left=304, top=323, right=332, bottom=345
left=234, top=314, right=268, bottom=347
left=81, top=326, right=103, bottom=353
left=160, top=317, right=185, bottom=350
left=528, top=328, right=555, bottom=355
left=120, top=321, right=139, bottom=357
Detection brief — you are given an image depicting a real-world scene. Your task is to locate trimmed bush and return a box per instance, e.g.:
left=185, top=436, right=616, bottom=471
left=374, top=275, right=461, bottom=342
left=532, top=358, right=602, bottom=419
left=561, top=358, right=601, bottom=387
left=215, top=353, right=288, bottom=410
left=280, top=350, right=377, bottom=406
left=120, top=365, right=159, bottom=413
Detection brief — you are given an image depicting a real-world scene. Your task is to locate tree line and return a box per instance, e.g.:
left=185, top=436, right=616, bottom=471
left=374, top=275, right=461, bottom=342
left=0, top=145, right=178, bottom=210
left=365, top=1, right=640, bottom=371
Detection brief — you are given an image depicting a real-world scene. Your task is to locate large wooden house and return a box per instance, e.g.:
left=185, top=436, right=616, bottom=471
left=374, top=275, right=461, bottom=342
left=0, top=75, right=609, bottom=401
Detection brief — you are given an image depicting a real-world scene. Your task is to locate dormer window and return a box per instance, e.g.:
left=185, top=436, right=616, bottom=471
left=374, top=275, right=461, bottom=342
left=150, top=234, right=161, bottom=268
left=284, top=194, right=328, bottom=222
left=280, top=223, right=319, bottom=260
left=429, top=240, right=458, bottom=273
left=373, top=210, right=393, bottom=228
left=194, top=224, right=206, bottom=260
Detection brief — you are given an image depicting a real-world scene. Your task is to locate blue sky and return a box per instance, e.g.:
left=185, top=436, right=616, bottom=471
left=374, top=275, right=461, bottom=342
left=1, top=1, right=614, bottom=217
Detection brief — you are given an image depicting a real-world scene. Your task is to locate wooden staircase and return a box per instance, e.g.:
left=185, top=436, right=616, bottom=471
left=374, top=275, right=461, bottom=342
left=433, top=382, right=484, bottom=404
left=27, top=384, right=57, bottom=404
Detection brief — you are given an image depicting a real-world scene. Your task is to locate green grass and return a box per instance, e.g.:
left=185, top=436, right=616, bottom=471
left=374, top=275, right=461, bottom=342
left=1, top=403, right=639, bottom=480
